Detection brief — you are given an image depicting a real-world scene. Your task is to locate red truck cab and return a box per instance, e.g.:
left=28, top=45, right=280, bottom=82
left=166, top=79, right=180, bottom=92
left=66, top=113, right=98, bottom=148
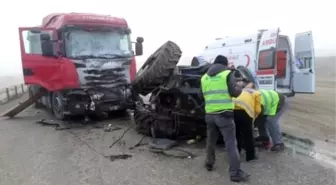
left=19, top=13, right=144, bottom=120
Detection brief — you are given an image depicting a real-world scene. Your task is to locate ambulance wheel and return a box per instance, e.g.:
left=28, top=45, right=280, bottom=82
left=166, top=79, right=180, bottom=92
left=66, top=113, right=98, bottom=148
left=132, top=41, right=182, bottom=96
left=28, top=85, right=44, bottom=109
left=51, top=91, right=68, bottom=120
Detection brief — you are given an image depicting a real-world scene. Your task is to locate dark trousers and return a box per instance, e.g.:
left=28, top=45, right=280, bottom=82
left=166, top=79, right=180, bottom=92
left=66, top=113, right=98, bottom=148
left=205, top=113, right=241, bottom=177
left=234, top=110, right=256, bottom=161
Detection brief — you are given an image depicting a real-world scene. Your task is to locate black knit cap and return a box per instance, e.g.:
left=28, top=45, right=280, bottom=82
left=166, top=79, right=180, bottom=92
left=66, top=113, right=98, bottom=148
left=213, top=55, right=228, bottom=66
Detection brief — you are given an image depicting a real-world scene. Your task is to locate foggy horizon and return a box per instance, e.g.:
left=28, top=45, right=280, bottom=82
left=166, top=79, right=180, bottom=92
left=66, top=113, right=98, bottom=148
left=0, top=0, right=335, bottom=76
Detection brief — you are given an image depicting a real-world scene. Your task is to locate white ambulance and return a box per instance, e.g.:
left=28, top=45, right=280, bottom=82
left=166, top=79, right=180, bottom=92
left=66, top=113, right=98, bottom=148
left=198, top=28, right=315, bottom=97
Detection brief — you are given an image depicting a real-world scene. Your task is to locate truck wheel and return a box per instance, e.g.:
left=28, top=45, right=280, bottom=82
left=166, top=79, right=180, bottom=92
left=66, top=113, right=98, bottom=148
left=28, top=85, right=44, bottom=108
left=51, top=92, right=68, bottom=120
left=133, top=41, right=182, bottom=96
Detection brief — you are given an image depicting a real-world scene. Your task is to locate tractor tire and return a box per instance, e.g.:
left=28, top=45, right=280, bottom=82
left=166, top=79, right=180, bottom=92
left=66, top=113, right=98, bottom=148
left=133, top=41, right=182, bottom=96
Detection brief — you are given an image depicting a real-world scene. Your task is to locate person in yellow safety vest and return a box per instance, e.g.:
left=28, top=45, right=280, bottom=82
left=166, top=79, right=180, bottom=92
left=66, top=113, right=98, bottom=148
left=201, top=55, right=250, bottom=182
left=232, top=84, right=261, bottom=162
left=255, top=89, right=288, bottom=152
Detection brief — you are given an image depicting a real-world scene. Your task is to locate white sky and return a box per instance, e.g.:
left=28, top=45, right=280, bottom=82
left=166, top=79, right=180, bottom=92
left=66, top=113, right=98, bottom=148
left=0, top=0, right=335, bottom=76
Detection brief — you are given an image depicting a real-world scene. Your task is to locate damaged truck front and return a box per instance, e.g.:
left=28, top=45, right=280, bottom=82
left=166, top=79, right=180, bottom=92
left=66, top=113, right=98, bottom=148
left=19, top=13, right=144, bottom=120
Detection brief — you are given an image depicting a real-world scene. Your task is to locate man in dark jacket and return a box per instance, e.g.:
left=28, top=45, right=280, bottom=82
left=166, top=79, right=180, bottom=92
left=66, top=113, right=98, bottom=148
left=201, top=55, right=250, bottom=182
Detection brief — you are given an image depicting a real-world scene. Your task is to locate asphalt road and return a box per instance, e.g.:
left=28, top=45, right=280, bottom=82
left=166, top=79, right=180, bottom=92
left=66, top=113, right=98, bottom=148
left=0, top=96, right=335, bottom=185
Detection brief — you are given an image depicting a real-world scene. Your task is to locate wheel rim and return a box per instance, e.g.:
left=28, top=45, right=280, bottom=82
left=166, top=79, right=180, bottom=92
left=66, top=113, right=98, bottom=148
left=52, top=93, right=63, bottom=117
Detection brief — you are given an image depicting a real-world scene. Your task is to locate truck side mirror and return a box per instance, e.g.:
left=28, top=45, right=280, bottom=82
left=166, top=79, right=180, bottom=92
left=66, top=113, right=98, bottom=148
left=135, top=37, right=144, bottom=56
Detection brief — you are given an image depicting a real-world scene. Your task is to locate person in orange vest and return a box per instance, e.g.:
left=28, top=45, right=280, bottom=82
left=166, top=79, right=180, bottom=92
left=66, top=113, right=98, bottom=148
left=233, top=83, right=261, bottom=162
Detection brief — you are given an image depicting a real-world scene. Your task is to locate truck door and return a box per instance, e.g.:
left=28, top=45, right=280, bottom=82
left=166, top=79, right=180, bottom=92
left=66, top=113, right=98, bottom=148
left=292, top=31, right=315, bottom=93
left=256, top=28, right=280, bottom=90
left=18, top=27, right=79, bottom=91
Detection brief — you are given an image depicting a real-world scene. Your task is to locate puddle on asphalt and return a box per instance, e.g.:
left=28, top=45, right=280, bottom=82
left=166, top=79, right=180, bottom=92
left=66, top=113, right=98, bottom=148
left=107, top=154, right=132, bottom=162
left=282, top=133, right=336, bottom=169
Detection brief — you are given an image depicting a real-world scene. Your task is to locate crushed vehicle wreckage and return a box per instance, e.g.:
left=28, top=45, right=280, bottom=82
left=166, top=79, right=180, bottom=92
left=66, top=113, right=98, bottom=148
left=131, top=27, right=318, bottom=140
left=132, top=41, right=255, bottom=140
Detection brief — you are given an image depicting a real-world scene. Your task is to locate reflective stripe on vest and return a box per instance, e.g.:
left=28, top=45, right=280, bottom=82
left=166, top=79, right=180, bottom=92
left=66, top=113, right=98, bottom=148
left=260, top=89, right=279, bottom=115
left=233, top=99, right=254, bottom=117
left=233, top=89, right=255, bottom=118
left=201, top=70, right=234, bottom=113
left=203, top=90, right=231, bottom=104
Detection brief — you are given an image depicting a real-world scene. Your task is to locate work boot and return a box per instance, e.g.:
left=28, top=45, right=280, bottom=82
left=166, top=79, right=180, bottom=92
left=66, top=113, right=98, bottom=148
left=263, top=141, right=271, bottom=149
left=230, top=169, right=250, bottom=182
left=271, top=143, right=285, bottom=152
left=246, top=155, right=259, bottom=162
left=254, top=136, right=271, bottom=149
left=204, top=163, right=214, bottom=171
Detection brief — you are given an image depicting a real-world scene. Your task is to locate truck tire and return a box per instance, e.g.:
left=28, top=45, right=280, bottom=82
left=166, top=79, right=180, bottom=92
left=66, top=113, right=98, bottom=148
left=28, top=85, right=44, bottom=108
left=51, top=92, right=68, bottom=120
left=133, top=41, right=182, bottom=96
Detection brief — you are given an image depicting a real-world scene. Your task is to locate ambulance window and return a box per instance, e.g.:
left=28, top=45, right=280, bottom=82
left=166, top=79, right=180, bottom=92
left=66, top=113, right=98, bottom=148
left=258, top=49, right=275, bottom=70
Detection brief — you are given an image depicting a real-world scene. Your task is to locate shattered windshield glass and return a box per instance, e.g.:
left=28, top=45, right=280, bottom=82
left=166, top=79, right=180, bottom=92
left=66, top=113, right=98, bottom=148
left=65, top=29, right=132, bottom=58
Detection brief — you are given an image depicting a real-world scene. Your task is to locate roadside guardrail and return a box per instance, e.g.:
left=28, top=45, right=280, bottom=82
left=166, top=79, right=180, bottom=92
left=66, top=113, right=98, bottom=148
left=0, top=84, right=28, bottom=105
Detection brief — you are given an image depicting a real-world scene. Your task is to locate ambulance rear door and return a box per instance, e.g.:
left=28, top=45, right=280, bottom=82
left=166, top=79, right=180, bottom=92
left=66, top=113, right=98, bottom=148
left=256, top=28, right=280, bottom=90
left=292, top=31, right=316, bottom=93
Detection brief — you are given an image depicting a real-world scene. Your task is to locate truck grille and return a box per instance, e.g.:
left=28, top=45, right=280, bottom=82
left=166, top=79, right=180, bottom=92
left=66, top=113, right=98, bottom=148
left=74, top=58, right=131, bottom=88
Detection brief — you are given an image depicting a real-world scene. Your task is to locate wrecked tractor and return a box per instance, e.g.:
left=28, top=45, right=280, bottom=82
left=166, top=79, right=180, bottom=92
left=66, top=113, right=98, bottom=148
left=132, top=41, right=255, bottom=139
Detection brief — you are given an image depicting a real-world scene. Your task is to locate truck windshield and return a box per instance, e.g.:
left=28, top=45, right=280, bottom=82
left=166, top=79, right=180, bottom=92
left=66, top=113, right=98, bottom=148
left=64, top=30, right=132, bottom=59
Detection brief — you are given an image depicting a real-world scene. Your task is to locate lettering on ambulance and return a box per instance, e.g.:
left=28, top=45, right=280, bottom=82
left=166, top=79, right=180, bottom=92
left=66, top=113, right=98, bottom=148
left=262, top=39, right=276, bottom=46
left=261, top=32, right=277, bottom=47
left=209, top=54, right=251, bottom=67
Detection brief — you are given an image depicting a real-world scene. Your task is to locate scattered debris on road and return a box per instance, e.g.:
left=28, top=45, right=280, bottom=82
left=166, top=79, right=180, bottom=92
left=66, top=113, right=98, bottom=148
left=109, top=126, right=134, bottom=148
left=35, top=117, right=104, bottom=130
left=108, top=154, right=133, bottom=162
left=129, top=135, right=147, bottom=150
left=104, top=124, right=122, bottom=132
left=149, top=138, right=177, bottom=150
left=149, top=148, right=196, bottom=159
